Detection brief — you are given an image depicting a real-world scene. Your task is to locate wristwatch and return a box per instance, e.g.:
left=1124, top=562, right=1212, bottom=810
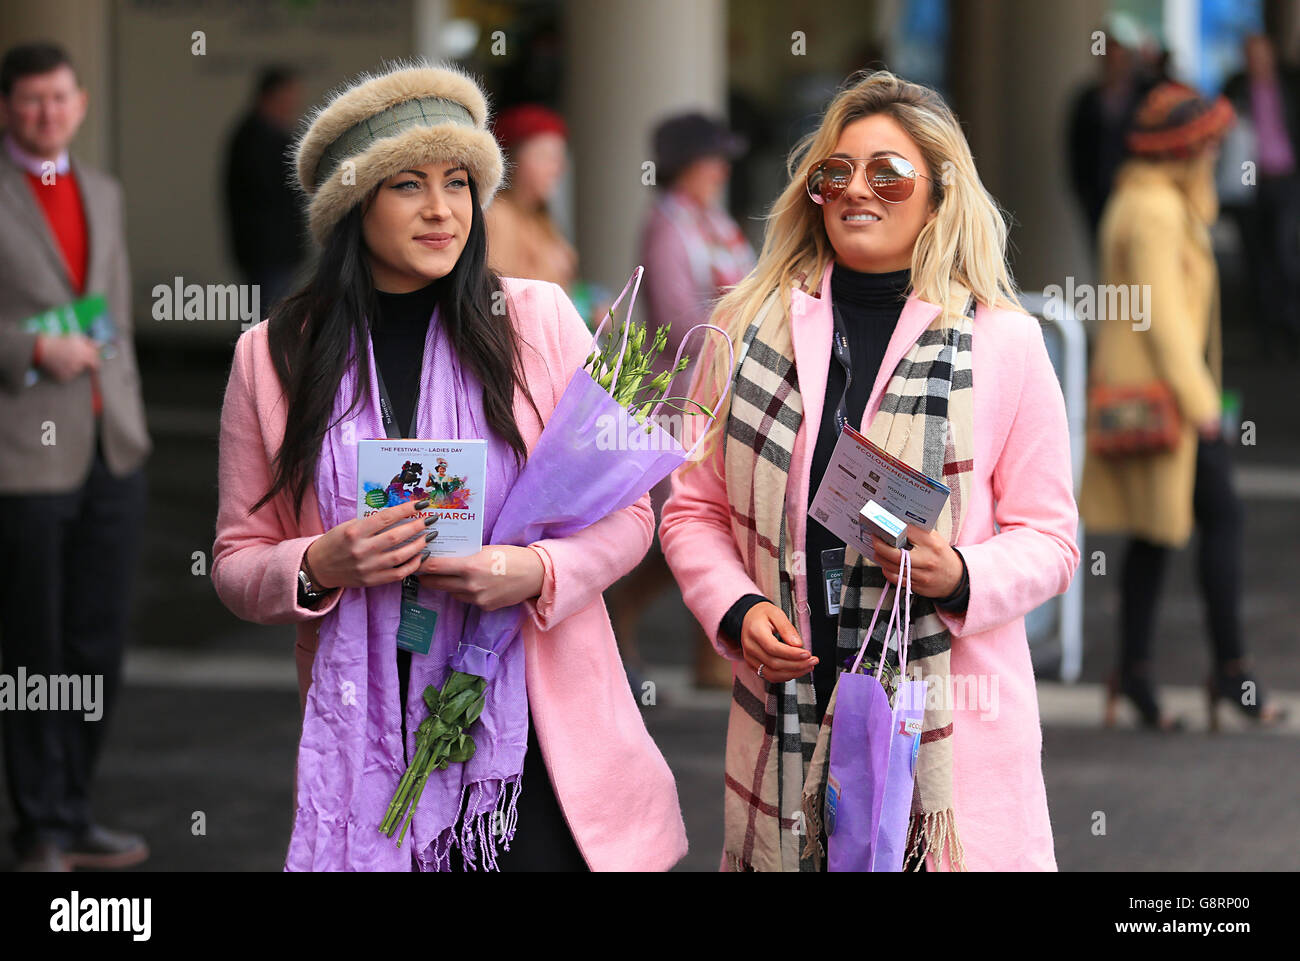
left=297, top=555, right=333, bottom=607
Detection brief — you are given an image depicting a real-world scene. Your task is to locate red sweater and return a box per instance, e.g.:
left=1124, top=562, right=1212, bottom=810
left=26, top=168, right=100, bottom=416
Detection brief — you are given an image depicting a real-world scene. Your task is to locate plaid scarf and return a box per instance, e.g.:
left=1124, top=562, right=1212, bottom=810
left=721, top=273, right=975, bottom=872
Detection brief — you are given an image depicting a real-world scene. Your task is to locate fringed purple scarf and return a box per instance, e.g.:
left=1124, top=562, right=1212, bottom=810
left=285, top=307, right=528, bottom=871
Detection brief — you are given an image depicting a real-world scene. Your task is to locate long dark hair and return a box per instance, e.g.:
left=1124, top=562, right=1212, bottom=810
left=251, top=175, right=536, bottom=517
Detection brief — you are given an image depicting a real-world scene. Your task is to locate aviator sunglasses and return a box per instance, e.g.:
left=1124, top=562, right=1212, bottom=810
left=805, top=154, right=932, bottom=205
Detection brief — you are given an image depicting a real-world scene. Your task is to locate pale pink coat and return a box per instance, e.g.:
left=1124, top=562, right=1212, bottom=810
left=212, top=277, right=688, bottom=871
left=659, top=261, right=1080, bottom=871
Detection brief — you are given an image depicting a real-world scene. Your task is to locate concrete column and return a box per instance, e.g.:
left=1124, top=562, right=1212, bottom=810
left=562, top=0, right=727, bottom=293
left=0, top=0, right=113, bottom=170
left=948, top=0, right=1108, bottom=291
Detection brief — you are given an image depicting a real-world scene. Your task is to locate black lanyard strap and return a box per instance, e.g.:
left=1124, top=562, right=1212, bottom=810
left=373, top=360, right=420, bottom=440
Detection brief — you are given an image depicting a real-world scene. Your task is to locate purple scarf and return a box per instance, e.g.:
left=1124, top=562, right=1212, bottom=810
left=285, top=308, right=527, bottom=871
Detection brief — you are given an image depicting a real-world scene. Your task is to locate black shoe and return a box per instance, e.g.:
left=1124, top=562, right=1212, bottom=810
left=63, top=825, right=150, bottom=869
left=16, top=841, right=70, bottom=872
left=1104, top=666, right=1185, bottom=732
left=1207, top=660, right=1290, bottom=732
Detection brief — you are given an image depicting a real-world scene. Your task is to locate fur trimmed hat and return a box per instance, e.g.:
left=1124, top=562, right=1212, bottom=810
left=294, top=60, right=504, bottom=244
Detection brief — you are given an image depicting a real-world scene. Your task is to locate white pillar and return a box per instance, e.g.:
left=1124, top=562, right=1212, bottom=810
left=949, top=0, right=1109, bottom=291
left=562, top=0, right=727, bottom=293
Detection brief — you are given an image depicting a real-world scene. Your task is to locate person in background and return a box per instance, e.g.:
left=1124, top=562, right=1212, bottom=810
left=640, top=111, right=755, bottom=387
left=605, top=112, right=755, bottom=689
left=1067, top=26, right=1155, bottom=244
left=1082, top=82, right=1288, bottom=732
left=223, top=65, right=307, bottom=313
left=484, top=103, right=577, bottom=289
left=0, top=42, right=151, bottom=872
left=1223, top=34, right=1300, bottom=359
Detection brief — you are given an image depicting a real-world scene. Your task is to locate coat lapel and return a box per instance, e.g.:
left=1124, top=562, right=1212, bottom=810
left=72, top=158, right=111, bottom=298
left=0, top=152, right=70, bottom=291
left=789, top=260, right=833, bottom=437
left=788, top=262, right=943, bottom=440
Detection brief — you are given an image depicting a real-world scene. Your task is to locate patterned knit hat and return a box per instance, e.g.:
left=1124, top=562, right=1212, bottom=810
left=1127, top=81, right=1236, bottom=159
left=294, top=60, right=504, bottom=244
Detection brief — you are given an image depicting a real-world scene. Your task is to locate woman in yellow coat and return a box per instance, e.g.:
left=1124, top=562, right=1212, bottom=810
left=1081, top=82, right=1287, bottom=730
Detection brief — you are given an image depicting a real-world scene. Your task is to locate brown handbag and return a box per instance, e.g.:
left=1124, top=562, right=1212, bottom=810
left=1087, top=380, right=1181, bottom=456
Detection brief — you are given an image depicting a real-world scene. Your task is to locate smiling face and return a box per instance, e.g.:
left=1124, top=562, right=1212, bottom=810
left=362, top=162, right=474, bottom=292
left=819, top=113, right=937, bottom=273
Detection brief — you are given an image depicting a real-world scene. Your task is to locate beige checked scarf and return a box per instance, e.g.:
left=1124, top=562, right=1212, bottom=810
left=721, top=272, right=976, bottom=872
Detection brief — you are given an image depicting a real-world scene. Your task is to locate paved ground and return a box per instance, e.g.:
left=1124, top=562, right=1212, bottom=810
left=1, top=288, right=1297, bottom=873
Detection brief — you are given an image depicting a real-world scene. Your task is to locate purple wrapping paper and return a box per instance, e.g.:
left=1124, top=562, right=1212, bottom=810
left=449, top=367, right=695, bottom=678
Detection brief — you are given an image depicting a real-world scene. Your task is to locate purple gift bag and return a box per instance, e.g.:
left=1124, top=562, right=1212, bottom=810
left=827, top=550, right=921, bottom=872
left=871, top=552, right=925, bottom=872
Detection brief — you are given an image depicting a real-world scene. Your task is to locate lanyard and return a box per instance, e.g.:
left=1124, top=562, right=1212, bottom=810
left=373, top=361, right=420, bottom=440
left=371, top=352, right=424, bottom=614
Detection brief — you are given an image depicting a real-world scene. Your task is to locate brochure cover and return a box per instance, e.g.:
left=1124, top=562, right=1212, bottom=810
left=808, top=423, right=950, bottom=563
left=356, top=439, right=486, bottom=558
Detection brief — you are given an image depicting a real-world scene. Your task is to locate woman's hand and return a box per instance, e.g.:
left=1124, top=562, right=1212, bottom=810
left=871, top=525, right=963, bottom=598
left=304, top=499, right=434, bottom=589
left=739, top=601, right=817, bottom=683
left=417, top=545, right=544, bottom=611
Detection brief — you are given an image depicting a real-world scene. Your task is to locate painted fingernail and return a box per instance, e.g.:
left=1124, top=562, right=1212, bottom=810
left=426, top=530, right=438, bottom=542
left=414, top=499, right=431, bottom=509
left=424, top=515, right=437, bottom=527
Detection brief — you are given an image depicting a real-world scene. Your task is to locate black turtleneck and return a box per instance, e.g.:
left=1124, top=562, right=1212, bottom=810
left=719, top=262, right=968, bottom=724
left=371, top=278, right=446, bottom=436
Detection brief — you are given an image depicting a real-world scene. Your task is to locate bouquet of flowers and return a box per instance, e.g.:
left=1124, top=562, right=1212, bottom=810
left=380, top=266, right=733, bottom=844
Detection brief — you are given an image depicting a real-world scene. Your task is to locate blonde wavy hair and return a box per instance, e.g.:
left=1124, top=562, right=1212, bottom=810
left=687, top=70, right=1020, bottom=471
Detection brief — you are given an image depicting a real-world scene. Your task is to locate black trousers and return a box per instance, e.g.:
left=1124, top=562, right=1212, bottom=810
left=1231, top=175, right=1300, bottom=353
left=398, top=649, right=587, bottom=872
left=0, top=434, right=147, bottom=855
left=1119, top=437, right=1244, bottom=670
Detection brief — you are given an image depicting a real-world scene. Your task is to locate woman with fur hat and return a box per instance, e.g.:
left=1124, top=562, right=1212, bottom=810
left=210, top=61, right=687, bottom=871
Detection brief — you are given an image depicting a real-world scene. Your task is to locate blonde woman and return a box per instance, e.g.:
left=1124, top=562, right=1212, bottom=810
left=660, top=70, right=1080, bottom=872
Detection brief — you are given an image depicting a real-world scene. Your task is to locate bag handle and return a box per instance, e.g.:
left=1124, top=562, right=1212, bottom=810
left=846, top=548, right=913, bottom=679
left=644, top=323, right=736, bottom=460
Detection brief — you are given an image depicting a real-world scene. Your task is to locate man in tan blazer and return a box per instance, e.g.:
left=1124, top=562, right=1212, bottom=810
left=0, top=43, right=151, bottom=871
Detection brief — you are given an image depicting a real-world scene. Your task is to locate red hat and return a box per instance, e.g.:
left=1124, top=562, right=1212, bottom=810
left=1128, top=82, right=1235, bottom=159
left=492, top=104, right=567, bottom=152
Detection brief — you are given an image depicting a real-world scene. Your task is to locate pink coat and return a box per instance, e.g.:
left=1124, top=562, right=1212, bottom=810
left=212, top=277, right=688, bottom=871
left=659, top=261, right=1080, bottom=871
